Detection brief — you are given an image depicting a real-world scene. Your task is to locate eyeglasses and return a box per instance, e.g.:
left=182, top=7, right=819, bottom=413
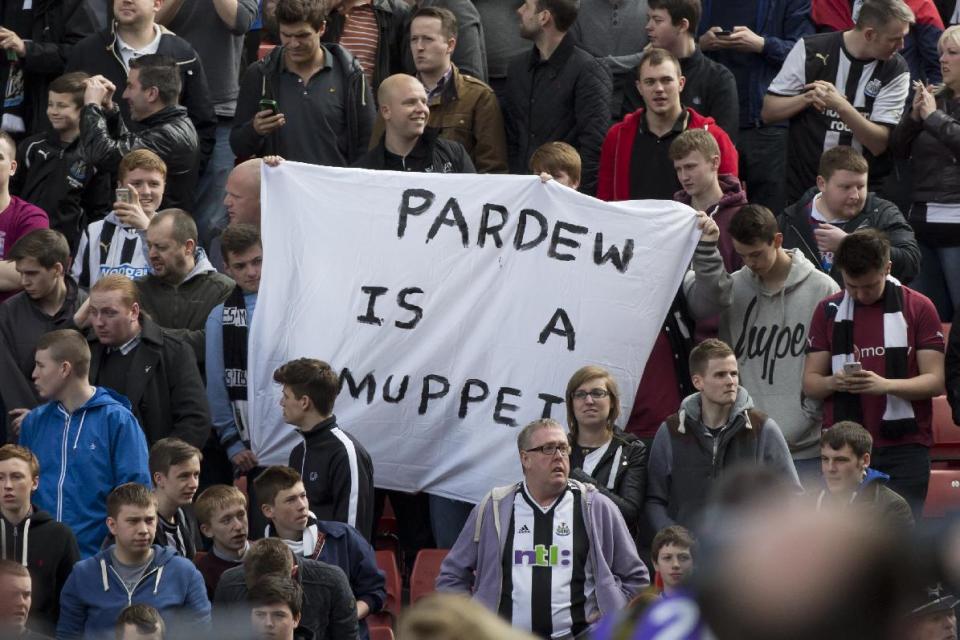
left=525, top=443, right=570, bottom=457
left=572, top=389, right=609, bottom=400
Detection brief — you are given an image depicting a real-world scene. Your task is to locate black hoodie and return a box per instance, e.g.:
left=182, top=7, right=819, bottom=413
left=0, top=508, right=79, bottom=636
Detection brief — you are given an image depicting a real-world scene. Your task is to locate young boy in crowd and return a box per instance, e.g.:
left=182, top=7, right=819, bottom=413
left=71, top=149, right=167, bottom=288
left=149, top=438, right=203, bottom=560
left=247, top=575, right=304, bottom=640
left=115, top=604, right=166, bottom=640
left=650, top=525, right=696, bottom=597
left=57, top=483, right=210, bottom=638
left=530, top=141, right=582, bottom=189
left=254, top=466, right=385, bottom=640
left=194, top=485, right=250, bottom=600
left=12, top=71, right=110, bottom=253
left=0, top=445, right=80, bottom=636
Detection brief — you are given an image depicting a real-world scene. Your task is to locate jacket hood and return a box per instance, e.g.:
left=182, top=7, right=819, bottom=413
left=622, top=105, right=719, bottom=132
left=181, top=247, right=216, bottom=283
left=78, top=386, right=134, bottom=412
left=675, top=386, right=755, bottom=433
left=859, top=467, right=891, bottom=489
left=94, top=544, right=178, bottom=595
left=674, top=173, right=747, bottom=207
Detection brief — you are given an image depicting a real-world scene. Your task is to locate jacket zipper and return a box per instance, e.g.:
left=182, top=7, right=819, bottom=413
left=108, top=564, right=160, bottom=606
left=56, top=409, right=70, bottom=521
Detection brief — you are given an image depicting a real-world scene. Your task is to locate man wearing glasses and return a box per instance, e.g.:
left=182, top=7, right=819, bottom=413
left=436, top=418, right=648, bottom=639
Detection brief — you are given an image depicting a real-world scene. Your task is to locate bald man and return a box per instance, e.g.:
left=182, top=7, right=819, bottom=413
left=353, top=74, right=475, bottom=173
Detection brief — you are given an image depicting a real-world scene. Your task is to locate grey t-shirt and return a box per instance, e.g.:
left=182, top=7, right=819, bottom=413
left=112, top=550, right=154, bottom=593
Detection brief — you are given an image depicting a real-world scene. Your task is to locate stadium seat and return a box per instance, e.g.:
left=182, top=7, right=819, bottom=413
left=932, top=395, right=960, bottom=462
left=410, top=549, right=449, bottom=605
left=923, top=468, right=960, bottom=518
left=369, top=549, right=402, bottom=629
left=369, top=627, right=395, bottom=640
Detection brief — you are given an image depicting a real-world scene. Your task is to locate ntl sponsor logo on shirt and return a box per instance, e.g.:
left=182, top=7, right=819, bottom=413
left=514, top=544, right=571, bottom=567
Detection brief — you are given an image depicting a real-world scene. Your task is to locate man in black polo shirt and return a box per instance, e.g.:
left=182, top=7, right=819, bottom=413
left=597, top=48, right=738, bottom=201
left=231, top=0, right=376, bottom=166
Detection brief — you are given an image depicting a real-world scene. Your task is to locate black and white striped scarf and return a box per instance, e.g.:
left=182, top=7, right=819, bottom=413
left=830, top=275, right=917, bottom=439
left=222, top=286, right=249, bottom=444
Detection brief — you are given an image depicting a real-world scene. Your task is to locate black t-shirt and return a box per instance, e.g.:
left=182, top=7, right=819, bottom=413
left=629, top=110, right=687, bottom=200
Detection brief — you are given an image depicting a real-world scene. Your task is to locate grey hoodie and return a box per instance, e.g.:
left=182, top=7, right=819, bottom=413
left=645, top=387, right=800, bottom=532
left=721, top=250, right=839, bottom=459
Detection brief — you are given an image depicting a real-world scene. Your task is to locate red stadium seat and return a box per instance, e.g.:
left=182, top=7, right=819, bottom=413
left=368, top=549, right=401, bottom=629
left=369, top=626, right=395, bottom=640
left=257, top=43, right=276, bottom=60
left=923, top=469, right=960, bottom=518
left=931, top=395, right=960, bottom=462
left=410, top=549, right=449, bottom=605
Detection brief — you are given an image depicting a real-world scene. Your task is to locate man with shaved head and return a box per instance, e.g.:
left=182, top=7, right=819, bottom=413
left=354, top=73, right=475, bottom=172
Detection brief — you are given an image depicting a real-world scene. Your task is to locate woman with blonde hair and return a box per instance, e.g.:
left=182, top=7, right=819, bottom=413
left=398, top=593, right=537, bottom=640
left=891, top=24, right=960, bottom=320
left=564, top=365, right=647, bottom=535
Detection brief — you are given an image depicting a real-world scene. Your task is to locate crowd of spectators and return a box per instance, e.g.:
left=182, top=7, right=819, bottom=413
left=4, top=0, right=960, bottom=637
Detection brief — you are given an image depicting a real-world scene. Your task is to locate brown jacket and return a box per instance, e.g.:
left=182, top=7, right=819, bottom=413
left=371, top=64, right=507, bottom=173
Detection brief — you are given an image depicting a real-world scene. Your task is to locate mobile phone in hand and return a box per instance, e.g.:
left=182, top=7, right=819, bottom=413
left=115, top=187, right=131, bottom=204
left=259, top=98, right=279, bottom=116
left=842, top=362, right=863, bottom=375
left=715, top=30, right=733, bottom=37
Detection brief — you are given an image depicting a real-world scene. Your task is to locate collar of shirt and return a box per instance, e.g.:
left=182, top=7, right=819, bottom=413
left=639, top=109, right=688, bottom=137
left=422, top=66, right=454, bottom=102
left=528, top=32, right=576, bottom=71
left=110, top=332, right=142, bottom=356
left=282, top=44, right=334, bottom=77
left=115, top=24, right=162, bottom=68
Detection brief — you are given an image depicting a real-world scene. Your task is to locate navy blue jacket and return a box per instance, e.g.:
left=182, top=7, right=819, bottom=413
left=699, top=0, right=814, bottom=128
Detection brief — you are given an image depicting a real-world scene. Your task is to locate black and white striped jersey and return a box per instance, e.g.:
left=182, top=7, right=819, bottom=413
left=499, top=482, right=593, bottom=639
left=767, top=31, right=910, bottom=202
left=71, top=213, right=150, bottom=288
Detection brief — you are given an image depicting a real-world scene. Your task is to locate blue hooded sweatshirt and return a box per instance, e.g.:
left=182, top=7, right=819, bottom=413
left=19, top=387, right=151, bottom=557
left=57, top=544, right=211, bottom=639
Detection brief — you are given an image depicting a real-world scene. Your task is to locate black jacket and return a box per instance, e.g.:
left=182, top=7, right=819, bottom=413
left=503, top=33, right=612, bottom=196
left=323, top=0, right=410, bottom=91
left=0, top=0, right=96, bottom=134
left=231, top=44, right=375, bottom=164
left=353, top=127, right=476, bottom=173
left=11, top=132, right=110, bottom=251
left=0, top=278, right=86, bottom=413
left=890, top=89, right=960, bottom=246
left=65, top=25, right=216, bottom=166
left=777, top=187, right=921, bottom=285
left=947, top=312, right=960, bottom=425
left=289, top=416, right=376, bottom=542
left=79, top=104, right=199, bottom=211
left=0, top=509, right=80, bottom=636
left=214, top=555, right=358, bottom=640
left=88, top=315, right=211, bottom=449
left=569, top=428, right=647, bottom=534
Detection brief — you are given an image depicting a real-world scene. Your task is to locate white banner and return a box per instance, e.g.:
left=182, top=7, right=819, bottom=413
left=249, top=163, right=700, bottom=503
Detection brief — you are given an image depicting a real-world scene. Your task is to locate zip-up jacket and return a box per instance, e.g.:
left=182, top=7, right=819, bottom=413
left=323, top=0, right=410, bottom=91
left=436, top=480, right=649, bottom=618
left=289, top=416, right=375, bottom=541
left=79, top=103, right=199, bottom=211
left=814, top=467, right=915, bottom=529
left=18, top=388, right=151, bottom=557
left=777, top=186, right=921, bottom=285
left=0, top=0, right=97, bottom=133
left=597, top=107, right=739, bottom=202
left=353, top=126, right=476, bottom=173
left=0, top=508, right=79, bottom=636
left=644, top=387, right=800, bottom=532
left=11, top=131, right=110, bottom=251
left=214, top=554, right=358, bottom=640
left=231, top=43, right=375, bottom=164
left=57, top=544, right=210, bottom=639
left=569, top=428, right=647, bottom=535
left=674, top=173, right=749, bottom=273
left=264, top=516, right=385, bottom=640
left=65, top=24, right=216, bottom=166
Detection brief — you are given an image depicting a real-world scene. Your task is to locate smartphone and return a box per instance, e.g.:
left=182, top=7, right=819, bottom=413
left=715, top=30, right=733, bottom=37
left=842, top=362, right=863, bottom=375
left=258, top=98, right=279, bottom=115
left=115, top=187, right=131, bottom=204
